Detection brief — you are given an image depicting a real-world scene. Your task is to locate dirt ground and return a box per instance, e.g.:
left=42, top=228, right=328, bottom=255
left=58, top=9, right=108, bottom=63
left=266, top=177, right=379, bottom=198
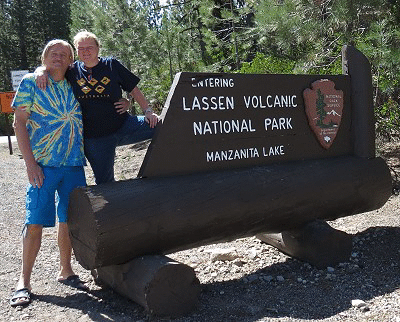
left=0, top=136, right=399, bottom=322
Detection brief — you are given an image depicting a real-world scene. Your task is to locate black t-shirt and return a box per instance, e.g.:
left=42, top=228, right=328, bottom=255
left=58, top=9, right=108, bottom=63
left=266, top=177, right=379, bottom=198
left=67, top=57, right=140, bottom=138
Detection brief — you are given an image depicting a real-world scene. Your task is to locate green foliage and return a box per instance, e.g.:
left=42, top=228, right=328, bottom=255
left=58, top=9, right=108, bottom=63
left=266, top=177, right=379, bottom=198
left=0, top=1, right=14, bottom=91
left=0, top=113, right=14, bottom=136
left=67, top=0, right=400, bottom=136
left=239, top=52, right=295, bottom=74
left=196, top=0, right=258, bottom=71
left=0, top=0, right=71, bottom=92
left=3, top=0, right=400, bottom=138
left=375, top=98, right=400, bottom=138
left=354, top=17, right=400, bottom=136
left=253, top=0, right=400, bottom=136
left=70, top=0, right=95, bottom=32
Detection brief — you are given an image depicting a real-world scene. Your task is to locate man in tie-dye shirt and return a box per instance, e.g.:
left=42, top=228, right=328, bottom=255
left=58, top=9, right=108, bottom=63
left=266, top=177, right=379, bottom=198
left=10, top=39, right=87, bottom=307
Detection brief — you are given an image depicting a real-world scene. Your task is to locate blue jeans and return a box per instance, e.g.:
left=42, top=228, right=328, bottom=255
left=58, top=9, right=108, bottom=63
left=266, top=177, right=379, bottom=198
left=84, top=115, right=155, bottom=184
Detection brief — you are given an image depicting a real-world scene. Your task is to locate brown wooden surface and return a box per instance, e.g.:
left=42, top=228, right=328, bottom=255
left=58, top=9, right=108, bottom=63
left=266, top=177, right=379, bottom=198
left=256, top=220, right=353, bottom=269
left=139, top=46, right=374, bottom=179
left=138, top=73, right=352, bottom=178
left=342, top=45, right=375, bottom=158
left=95, top=255, right=200, bottom=316
left=68, top=155, right=392, bottom=270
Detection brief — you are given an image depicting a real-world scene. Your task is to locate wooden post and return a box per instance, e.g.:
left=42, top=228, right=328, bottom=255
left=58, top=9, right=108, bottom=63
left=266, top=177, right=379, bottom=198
left=342, top=45, right=375, bottom=158
left=5, top=115, right=13, bottom=155
left=94, top=255, right=200, bottom=316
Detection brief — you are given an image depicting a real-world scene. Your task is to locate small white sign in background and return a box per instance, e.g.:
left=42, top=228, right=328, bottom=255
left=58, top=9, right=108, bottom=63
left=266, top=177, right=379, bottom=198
left=11, top=70, right=29, bottom=91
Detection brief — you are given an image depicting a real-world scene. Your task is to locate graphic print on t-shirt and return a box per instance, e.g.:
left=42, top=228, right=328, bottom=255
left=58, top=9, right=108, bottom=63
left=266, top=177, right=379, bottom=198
left=76, top=76, right=111, bottom=98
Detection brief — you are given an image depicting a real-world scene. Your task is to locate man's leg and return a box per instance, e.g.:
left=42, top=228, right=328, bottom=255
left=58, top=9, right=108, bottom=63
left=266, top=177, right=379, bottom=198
left=16, top=167, right=56, bottom=292
left=16, top=224, right=42, bottom=291
left=57, top=222, right=74, bottom=279
left=56, top=166, right=86, bottom=280
left=116, top=115, right=156, bottom=147
left=84, top=135, right=117, bottom=184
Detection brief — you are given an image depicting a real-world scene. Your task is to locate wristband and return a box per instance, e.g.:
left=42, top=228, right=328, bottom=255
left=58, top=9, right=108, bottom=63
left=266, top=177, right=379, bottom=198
left=144, top=108, right=153, bottom=114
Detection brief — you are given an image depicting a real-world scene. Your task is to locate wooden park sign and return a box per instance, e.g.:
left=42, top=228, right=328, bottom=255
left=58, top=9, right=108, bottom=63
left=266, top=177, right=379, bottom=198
left=138, top=74, right=352, bottom=178
left=68, top=46, right=392, bottom=316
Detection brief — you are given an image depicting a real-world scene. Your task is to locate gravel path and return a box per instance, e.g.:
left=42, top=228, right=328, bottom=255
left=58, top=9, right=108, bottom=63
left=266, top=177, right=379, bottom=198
left=0, top=138, right=399, bottom=322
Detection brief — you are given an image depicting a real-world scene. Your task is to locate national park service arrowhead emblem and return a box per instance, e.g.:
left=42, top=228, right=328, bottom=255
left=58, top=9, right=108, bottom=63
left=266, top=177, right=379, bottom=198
left=303, top=79, right=343, bottom=149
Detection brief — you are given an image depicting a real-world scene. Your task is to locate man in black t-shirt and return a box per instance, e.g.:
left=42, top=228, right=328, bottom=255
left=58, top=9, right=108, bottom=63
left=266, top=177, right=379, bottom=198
left=37, top=31, right=159, bottom=184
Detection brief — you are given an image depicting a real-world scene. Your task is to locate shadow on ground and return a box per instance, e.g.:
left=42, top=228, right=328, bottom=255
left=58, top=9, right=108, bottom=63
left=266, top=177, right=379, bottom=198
left=29, top=226, right=400, bottom=322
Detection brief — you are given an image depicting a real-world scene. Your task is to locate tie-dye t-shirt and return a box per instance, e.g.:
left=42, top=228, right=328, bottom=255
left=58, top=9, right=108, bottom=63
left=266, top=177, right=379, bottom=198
left=12, top=73, right=85, bottom=167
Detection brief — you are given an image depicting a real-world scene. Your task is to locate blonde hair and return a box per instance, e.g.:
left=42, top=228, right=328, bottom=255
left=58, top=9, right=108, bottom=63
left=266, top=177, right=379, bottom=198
left=73, top=30, right=100, bottom=49
left=41, top=39, right=74, bottom=65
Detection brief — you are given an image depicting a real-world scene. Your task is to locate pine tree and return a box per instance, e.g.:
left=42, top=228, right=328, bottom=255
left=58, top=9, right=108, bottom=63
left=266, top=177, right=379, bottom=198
left=254, top=0, right=400, bottom=136
left=316, top=89, right=327, bottom=127
left=0, top=0, right=14, bottom=91
left=0, top=0, right=71, bottom=86
left=197, top=0, right=257, bottom=71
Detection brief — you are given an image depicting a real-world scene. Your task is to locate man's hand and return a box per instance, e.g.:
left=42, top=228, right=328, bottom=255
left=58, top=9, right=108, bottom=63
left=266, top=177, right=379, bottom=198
left=34, top=66, right=48, bottom=90
left=114, top=98, right=130, bottom=114
left=145, top=111, right=159, bottom=128
left=26, top=161, right=45, bottom=189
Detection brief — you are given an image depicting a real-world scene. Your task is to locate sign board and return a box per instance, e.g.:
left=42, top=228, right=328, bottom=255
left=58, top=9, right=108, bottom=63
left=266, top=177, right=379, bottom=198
left=139, top=72, right=352, bottom=178
left=11, top=70, right=29, bottom=91
left=0, top=92, right=16, bottom=113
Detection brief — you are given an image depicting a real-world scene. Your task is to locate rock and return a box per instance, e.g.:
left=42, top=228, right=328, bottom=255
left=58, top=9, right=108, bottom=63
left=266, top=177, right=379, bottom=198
left=248, top=248, right=259, bottom=259
left=264, top=275, right=274, bottom=282
left=232, top=258, right=246, bottom=267
left=209, top=248, right=239, bottom=262
left=351, top=299, right=368, bottom=308
left=247, top=275, right=259, bottom=283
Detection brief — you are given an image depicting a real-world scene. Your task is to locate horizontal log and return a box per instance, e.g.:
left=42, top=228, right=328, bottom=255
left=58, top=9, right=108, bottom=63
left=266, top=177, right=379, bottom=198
left=256, top=220, right=353, bottom=269
left=68, top=156, right=392, bottom=270
left=94, top=255, right=200, bottom=316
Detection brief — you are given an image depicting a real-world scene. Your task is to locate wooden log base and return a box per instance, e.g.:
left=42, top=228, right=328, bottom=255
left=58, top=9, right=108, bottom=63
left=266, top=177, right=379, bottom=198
left=68, top=156, right=391, bottom=270
left=256, top=220, right=352, bottom=269
left=95, top=255, right=201, bottom=317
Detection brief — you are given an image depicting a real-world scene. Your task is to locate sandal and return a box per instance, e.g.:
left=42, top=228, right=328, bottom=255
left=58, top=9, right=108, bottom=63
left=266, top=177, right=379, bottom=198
left=10, top=288, right=32, bottom=307
left=58, top=275, right=88, bottom=291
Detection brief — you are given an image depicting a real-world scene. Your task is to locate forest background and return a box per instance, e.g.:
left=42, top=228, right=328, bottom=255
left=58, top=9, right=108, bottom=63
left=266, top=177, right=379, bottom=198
left=1, top=0, right=400, bottom=139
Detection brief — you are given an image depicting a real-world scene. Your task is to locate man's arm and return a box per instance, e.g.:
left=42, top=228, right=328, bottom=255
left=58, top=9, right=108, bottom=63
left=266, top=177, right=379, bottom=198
left=13, top=108, right=44, bottom=188
left=129, top=86, right=158, bottom=128
left=34, top=66, right=48, bottom=90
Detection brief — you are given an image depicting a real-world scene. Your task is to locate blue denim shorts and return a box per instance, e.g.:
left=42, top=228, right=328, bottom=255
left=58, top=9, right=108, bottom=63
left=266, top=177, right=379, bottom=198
left=25, top=166, right=86, bottom=227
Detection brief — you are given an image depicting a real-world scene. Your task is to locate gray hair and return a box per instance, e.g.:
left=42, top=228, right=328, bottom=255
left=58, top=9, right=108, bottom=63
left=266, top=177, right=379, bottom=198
left=41, top=39, right=74, bottom=65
